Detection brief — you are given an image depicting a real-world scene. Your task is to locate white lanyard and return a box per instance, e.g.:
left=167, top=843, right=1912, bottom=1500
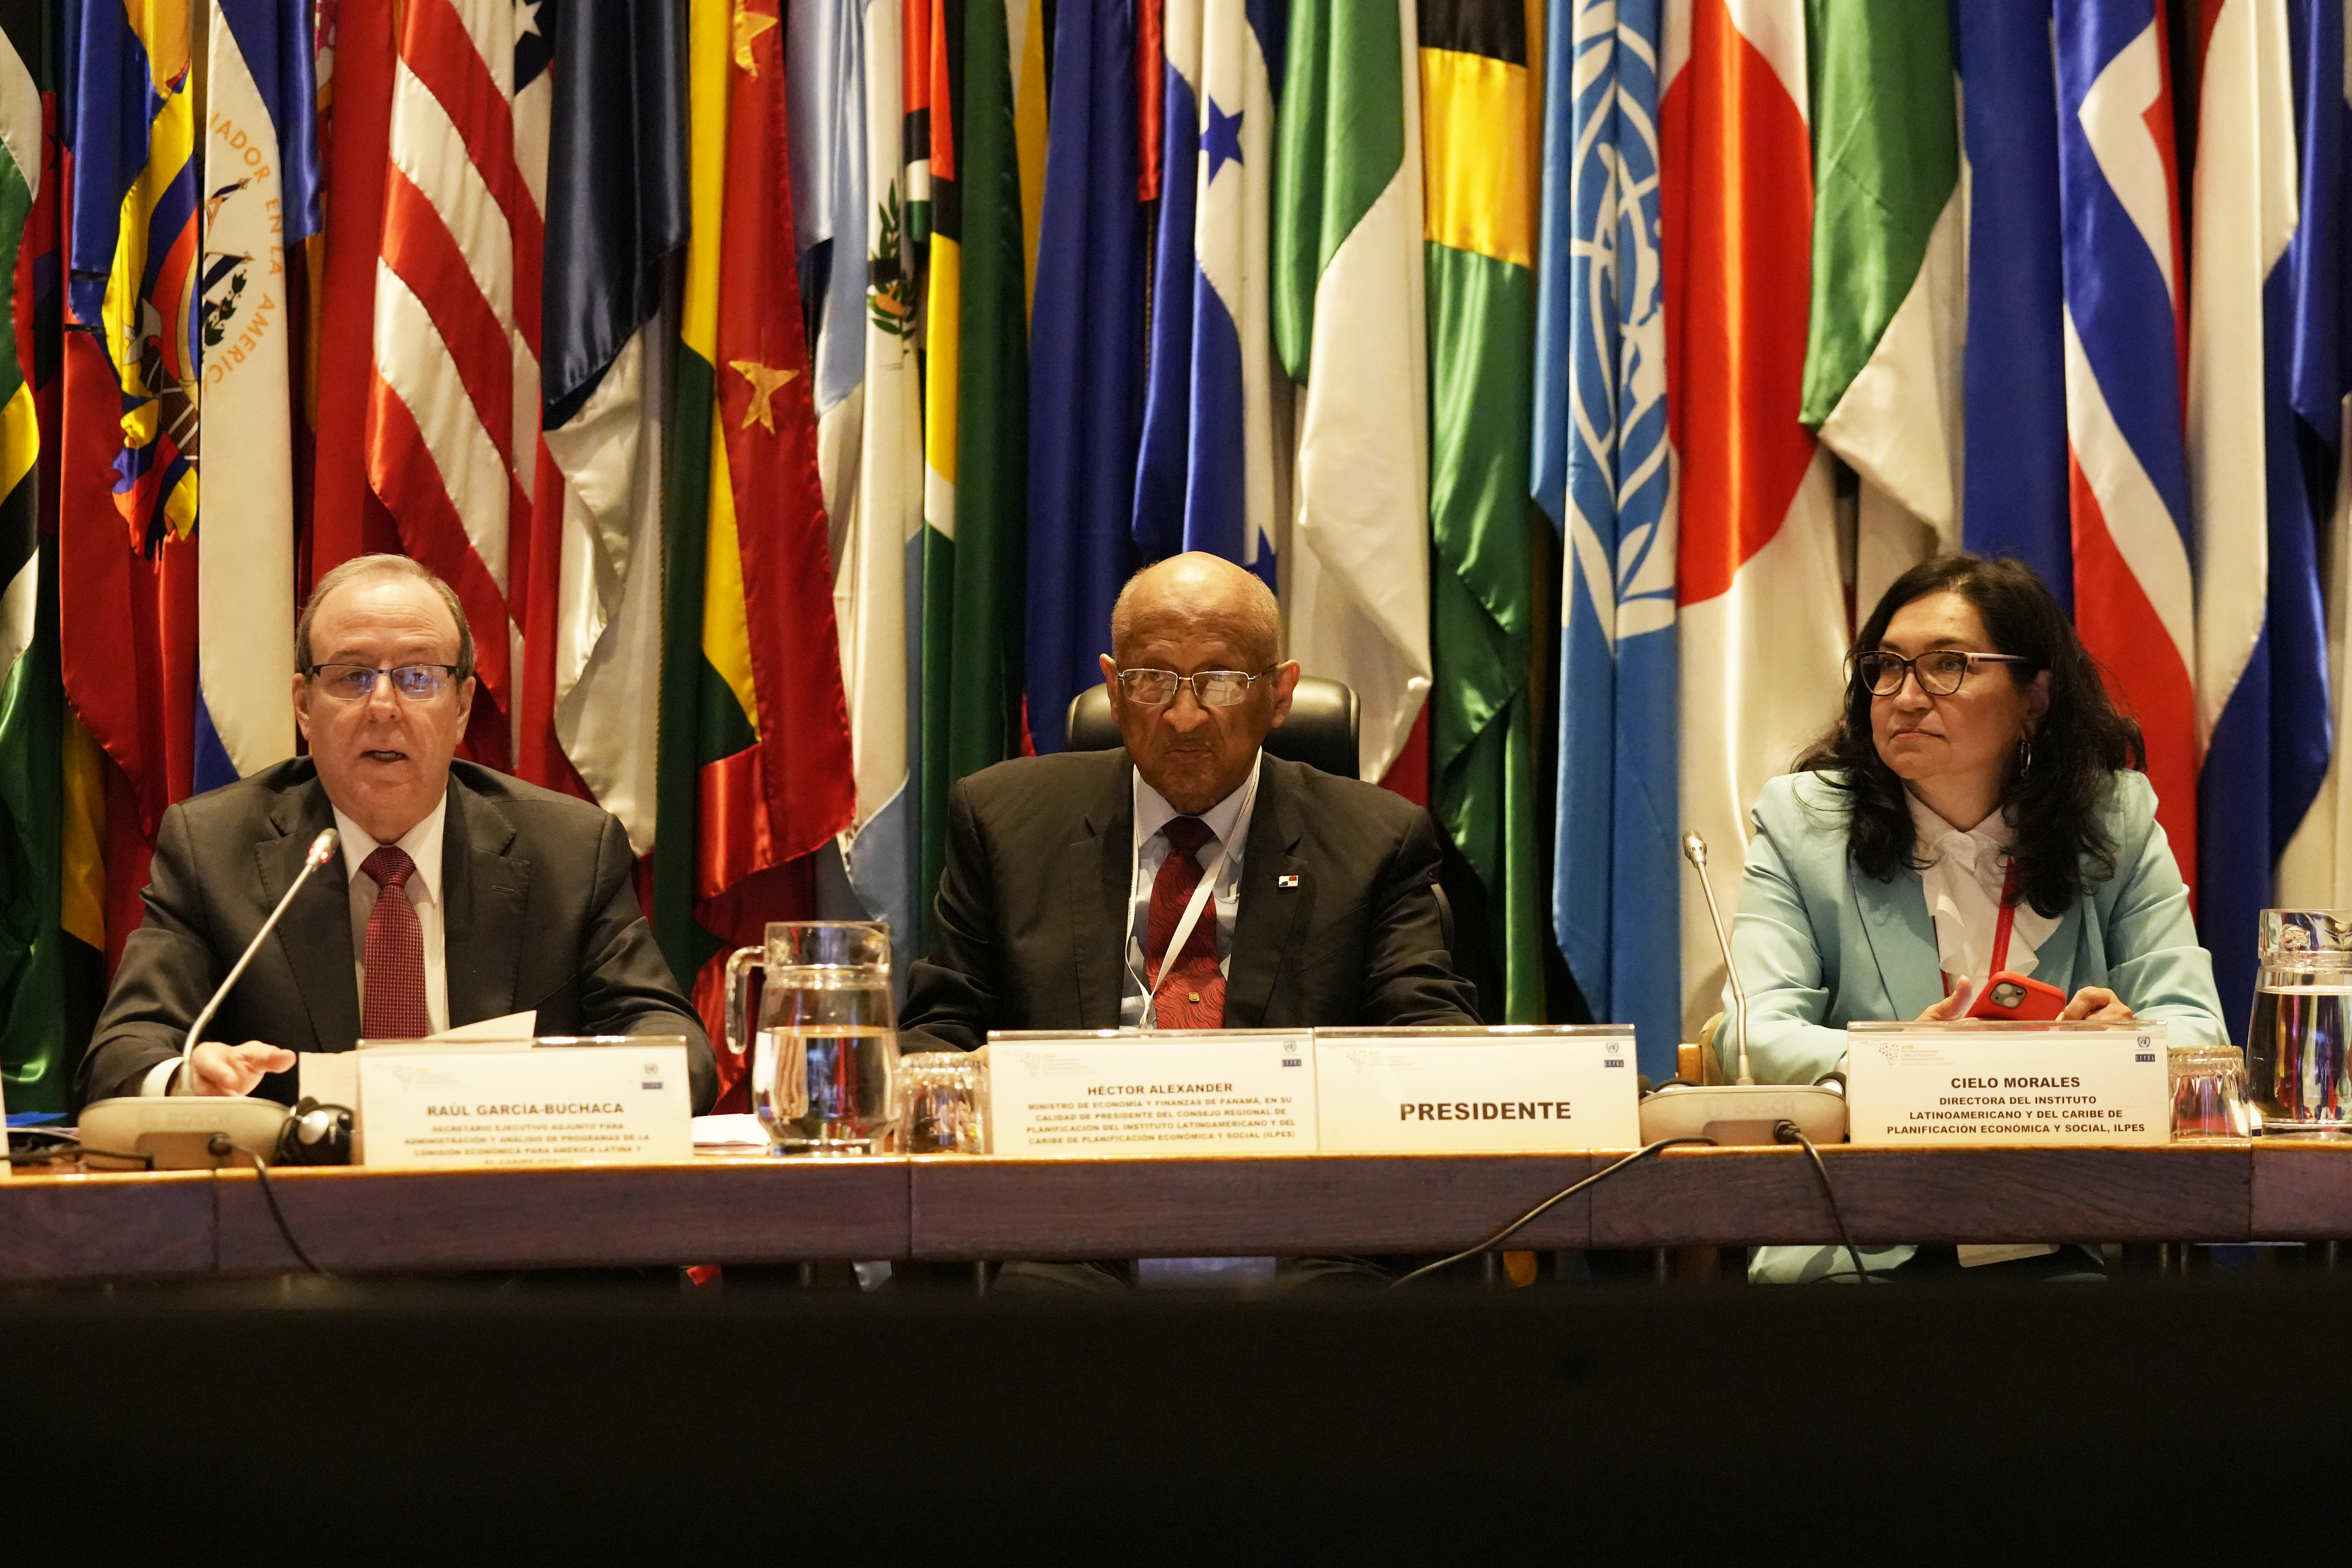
left=1139, top=764, right=1258, bottom=1030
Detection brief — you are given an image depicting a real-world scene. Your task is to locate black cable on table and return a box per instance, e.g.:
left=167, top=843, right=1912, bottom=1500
left=1389, top=1137, right=1718, bottom=1289
left=1773, top=1118, right=1875, bottom=1285
left=210, top=1134, right=332, bottom=1277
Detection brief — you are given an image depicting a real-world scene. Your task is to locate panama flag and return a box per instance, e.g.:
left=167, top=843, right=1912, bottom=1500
left=1537, top=0, right=1681, bottom=1068
left=2054, top=0, right=2199, bottom=880
left=2193, top=0, right=2333, bottom=1033
left=1661, top=0, right=1847, bottom=1039
left=1132, top=0, right=1283, bottom=583
left=2277, top=0, right=2352, bottom=910
left=194, top=0, right=320, bottom=791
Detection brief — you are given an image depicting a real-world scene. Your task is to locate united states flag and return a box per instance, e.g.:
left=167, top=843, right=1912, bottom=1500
left=363, top=0, right=553, bottom=764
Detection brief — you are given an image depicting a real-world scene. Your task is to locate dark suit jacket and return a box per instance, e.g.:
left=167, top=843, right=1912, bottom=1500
left=899, top=749, right=1480, bottom=1050
left=79, top=758, right=716, bottom=1111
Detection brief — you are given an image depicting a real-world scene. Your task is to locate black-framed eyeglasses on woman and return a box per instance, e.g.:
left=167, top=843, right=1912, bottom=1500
left=1850, top=649, right=2033, bottom=698
left=305, top=664, right=464, bottom=703
left=1113, top=667, right=1276, bottom=707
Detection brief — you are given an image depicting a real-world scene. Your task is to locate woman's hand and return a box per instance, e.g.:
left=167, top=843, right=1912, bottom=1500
left=1915, top=982, right=1974, bottom=1022
left=2059, top=985, right=2134, bottom=1024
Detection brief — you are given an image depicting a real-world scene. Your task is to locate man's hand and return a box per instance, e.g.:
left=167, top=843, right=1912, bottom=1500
left=2059, top=985, right=2134, bottom=1025
left=184, top=1040, right=296, bottom=1096
left=1916, top=982, right=1974, bottom=1023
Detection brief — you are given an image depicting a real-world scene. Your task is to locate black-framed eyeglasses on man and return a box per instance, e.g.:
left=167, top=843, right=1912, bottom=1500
left=305, top=664, right=464, bottom=703
left=1851, top=649, right=2033, bottom=698
left=1114, top=666, right=1277, bottom=708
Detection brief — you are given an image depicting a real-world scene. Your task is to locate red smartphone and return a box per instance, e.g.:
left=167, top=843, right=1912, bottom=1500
left=1964, top=969, right=2068, bottom=1022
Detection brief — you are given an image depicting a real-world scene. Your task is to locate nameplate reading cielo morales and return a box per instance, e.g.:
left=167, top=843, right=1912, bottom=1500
left=1313, top=1026, right=1640, bottom=1151
left=355, top=1038, right=693, bottom=1167
left=1843, top=1022, right=2171, bottom=1147
left=985, top=1030, right=1315, bottom=1157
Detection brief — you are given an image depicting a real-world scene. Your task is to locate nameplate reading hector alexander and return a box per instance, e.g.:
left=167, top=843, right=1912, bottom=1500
left=355, top=1038, right=693, bottom=1167
left=1313, top=1026, right=1640, bottom=1151
left=985, top=1031, right=1315, bottom=1156
left=1843, top=1022, right=2171, bottom=1147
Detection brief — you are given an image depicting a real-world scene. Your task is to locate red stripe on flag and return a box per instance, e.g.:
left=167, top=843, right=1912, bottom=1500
left=365, top=365, right=514, bottom=712
left=2069, top=448, right=2199, bottom=892
left=379, top=167, right=517, bottom=464
left=398, top=0, right=529, bottom=235
left=312, top=0, right=398, bottom=584
left=1661, top=0, right=1819, bottom=608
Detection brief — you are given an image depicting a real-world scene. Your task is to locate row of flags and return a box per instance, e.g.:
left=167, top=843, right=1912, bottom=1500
left=6, top=0, right=2352, bottom=1106
left=1567, top=0, right=2352, bottom=1072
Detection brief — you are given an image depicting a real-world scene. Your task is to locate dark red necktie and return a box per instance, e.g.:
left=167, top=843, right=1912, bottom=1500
left=361, top=845, right=431, bottom=1039
left=1146, top=817, right=1225, bottom=1028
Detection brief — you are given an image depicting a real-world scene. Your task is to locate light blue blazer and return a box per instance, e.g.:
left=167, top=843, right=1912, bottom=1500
left=1717, top=768, right=2230, bottom=1085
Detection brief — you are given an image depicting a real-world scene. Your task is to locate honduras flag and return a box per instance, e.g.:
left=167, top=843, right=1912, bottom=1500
left=1534, top=0, right=1678, bottom=1070
left=1132, top=0, right=1283, bottom=586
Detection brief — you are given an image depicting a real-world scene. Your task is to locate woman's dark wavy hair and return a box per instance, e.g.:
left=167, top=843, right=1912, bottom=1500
left=1792, top=554, right=2146, bottom=918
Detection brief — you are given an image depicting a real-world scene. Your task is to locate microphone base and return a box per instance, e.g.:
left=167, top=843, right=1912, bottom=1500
left=1637, top=1083, right=1848, bottom=1147
left=78, top=1096, right=292, bottom=1170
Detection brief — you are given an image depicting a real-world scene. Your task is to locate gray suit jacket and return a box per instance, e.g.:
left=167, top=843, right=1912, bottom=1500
left=79, top=758, right=715, bottom=1111
left=899, top=749, right=1480, bottom=1051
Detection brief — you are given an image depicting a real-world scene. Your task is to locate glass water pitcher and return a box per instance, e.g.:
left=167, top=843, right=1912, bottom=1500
left=2247, top=909, right=2352, bottom=1134
left=724, top=921, right=900, bottom=1155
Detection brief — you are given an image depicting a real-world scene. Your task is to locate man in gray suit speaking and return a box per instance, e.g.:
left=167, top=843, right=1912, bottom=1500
left=78, top=554, right=713, bottom=1111
left=900, top=552, right=1479, bottom=1051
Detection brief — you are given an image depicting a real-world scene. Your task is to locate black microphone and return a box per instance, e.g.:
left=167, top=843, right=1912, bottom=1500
left=177, top=827, right=339, bottom=1092
left=1682, top=832, right=1752, bottom=1085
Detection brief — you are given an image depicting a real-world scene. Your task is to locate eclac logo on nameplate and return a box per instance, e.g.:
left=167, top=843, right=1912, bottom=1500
left=985, top=1030, right=1315, bottom=1156
left=1313, top=1026, right=1640, bottom=1151
left=356, top=1039, right=693, bottom=1167
left=1843, top=1022, right=2171, bottom=1147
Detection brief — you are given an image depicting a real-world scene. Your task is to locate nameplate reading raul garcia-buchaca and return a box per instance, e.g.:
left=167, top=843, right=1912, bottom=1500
left=356, top=1041, right=693, bottom=1167
left=1843, top=1023, right=2171, bottom=1147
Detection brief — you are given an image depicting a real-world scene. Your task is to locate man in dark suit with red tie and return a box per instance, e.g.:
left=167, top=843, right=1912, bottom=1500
left=899, top=551, right=1479, bottom=1053
left=78, top=554, right=714, bottom=1111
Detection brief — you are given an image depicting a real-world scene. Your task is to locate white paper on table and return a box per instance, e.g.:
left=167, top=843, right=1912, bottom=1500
left=416, top=1010, right=538, bottom=1044
left=691, top=1113, right=769, bottom=1149
left=306, top=1012, right=541, bottom=1113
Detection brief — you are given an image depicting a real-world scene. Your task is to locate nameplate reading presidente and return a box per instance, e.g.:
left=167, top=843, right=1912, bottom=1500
left=985, top=1030, right=1315, bottom=1157
left=1313, top=1026, right=1640, bottom=1151
left=1843, top=1022, right=2171, bottom=1147
left=355, top=1037, right=693, bottom=1167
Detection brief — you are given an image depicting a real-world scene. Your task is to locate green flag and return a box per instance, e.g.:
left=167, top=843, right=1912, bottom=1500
left=1799, top=0, right=1964, bottom=575
left=1271, top=0, right=1433, bottom=791
left=920, top=0, right=1028, bottom=918
left=1419, top=1, right=1541, bottom=1022
left=0, top=11, right=59, bottom=1109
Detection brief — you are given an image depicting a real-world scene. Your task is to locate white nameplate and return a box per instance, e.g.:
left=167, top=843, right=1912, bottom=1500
left=355, top=1040, right=692, bottom=1167
left=1844, top=1023, right=2171, bottom=1147
left=986, top=1030, right=1316, bottom=1156
left=1314, top=1027, right=1640, bottom=1151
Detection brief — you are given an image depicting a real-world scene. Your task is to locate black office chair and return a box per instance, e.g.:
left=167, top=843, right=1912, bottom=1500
left=1063, top=675, right=1457, bottom=961
left=1063, top=675, right=1362, bottom=780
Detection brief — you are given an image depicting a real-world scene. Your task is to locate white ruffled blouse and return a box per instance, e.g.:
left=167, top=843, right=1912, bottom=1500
left=1906, top=792, right=2061, bottom=996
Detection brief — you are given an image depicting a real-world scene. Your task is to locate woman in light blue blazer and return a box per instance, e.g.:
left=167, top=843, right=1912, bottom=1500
left=1724, top=554, right=2226, bottom=1085
left=1724, top=556, right=2226, bottom=1280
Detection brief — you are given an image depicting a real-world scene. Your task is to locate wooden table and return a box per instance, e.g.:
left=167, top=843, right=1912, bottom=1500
left=9, top=1140, right=2352, bottom=1284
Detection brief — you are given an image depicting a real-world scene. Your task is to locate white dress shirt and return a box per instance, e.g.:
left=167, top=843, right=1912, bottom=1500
left=1907, top=792, right=2059, bottom=994
left=1120, top=754, right=1261, bottom=1026
left=146, top=795, right=453, bottom=1095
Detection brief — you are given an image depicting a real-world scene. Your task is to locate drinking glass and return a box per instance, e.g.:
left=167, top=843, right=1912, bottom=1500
left=724, top=921, right=898, bottom=1155
left=896, top=1051, right=988, bottom=1154
left=2168, top=1044, right=2255, bottom=1139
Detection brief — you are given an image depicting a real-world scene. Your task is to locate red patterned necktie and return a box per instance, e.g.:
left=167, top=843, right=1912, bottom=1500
left=1146, top=816, right=1225, bottom=1028
left=360, top=845, right=431, bottom=1039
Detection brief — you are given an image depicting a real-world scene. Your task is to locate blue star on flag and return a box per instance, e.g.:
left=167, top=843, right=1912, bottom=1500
left=1202, top=97, right=1244, bottom=184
